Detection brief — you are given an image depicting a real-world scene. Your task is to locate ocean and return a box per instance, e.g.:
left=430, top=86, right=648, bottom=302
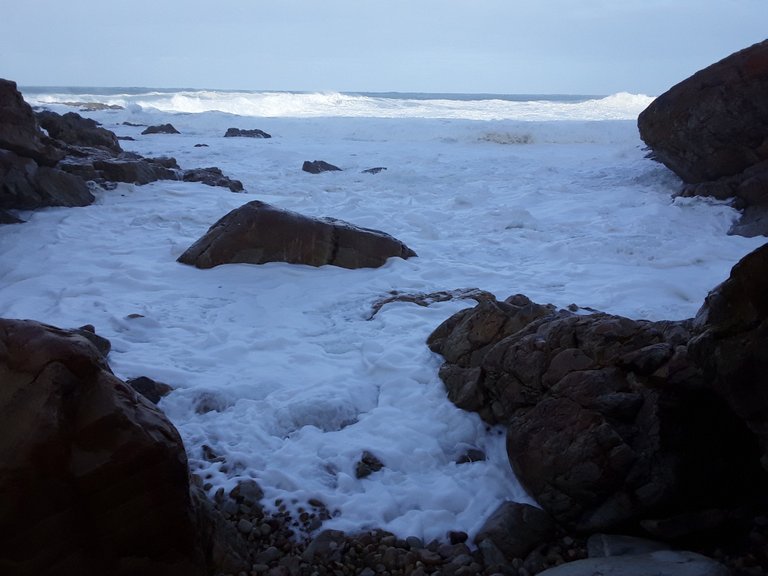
left=3, top=87, right=762, bottom=542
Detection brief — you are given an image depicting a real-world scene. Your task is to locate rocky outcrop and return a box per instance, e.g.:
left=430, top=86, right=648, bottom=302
left=142, top=123, right=181, bottom=135
left=0, top=79, right=247, bottom=217
left=637, top=40, right=768, bottom=235
left=37, top=110, right=122, bottom=153
left=428, top=242, right=768, bottom=536
left=224, top=127, right=271, bottom=139
left=689, top=242, right=768, bottom=470
left=0, top=318, right=247, bottom=575
left=177, top=200, right=416, bottom=270
left=302, top=160, right=342, bottom=174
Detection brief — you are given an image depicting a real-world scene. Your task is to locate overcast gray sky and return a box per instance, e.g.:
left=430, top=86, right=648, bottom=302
left=2, top=1, right=765, bottom=95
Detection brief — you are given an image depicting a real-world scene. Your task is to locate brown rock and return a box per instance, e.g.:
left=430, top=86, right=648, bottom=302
left=0, top=318, right=226, bottom=575
left=638, top=39, right=768, bottom=185
left=177, top=200, right=416, bottom=270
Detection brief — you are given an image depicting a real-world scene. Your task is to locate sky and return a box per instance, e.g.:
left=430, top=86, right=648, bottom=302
left=1, top=0, right=766, bottom=95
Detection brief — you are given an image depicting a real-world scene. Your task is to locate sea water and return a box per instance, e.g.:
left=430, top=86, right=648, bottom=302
left=3, top=87, right=763, bottom=542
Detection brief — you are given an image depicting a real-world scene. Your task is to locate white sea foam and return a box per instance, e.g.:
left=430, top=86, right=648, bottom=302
left=2, top=89, right=761, bottom=543
left=24, top=88, right=654, bottom=121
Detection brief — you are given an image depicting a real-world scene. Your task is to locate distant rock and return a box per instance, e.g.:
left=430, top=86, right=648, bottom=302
left=61, top=101, right=125, bottom=111
left=177, top=200, right=416, bottom=270
left=637, top=40, right=768, bottom=234
left=0, top=318, right=247, bottom=575
left=142, top=123, right=181, bottom=135
left=37, top=110, right=122, bottom=153
left=362, top=166, right=387, bottom=174
left=182, top=166, right=244, bottom=192
left=302, top=160, right=342, bottom=174
left=224, top=127, right=271, bottom=138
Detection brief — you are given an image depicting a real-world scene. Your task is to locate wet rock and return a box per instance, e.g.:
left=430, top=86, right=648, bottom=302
left=142, top=123, right=181, bottom=135
left=37, top=109, right=122, bottom=153
left=362, top=166, right=387, bottom=174
left=475, top=502, right=556, bottom=563
left=182, top=166, right=244, bottom=192
left=355, top=450, right=385, bottom=479
left=126, top=375, right=174, bottom=404
left=177, top=200, right=416, bottom=270
left=0, top=318, right=221, bottom=575
left=302, top=160, right=342, bottom=174
left=224, top=127, right=271, bottom=138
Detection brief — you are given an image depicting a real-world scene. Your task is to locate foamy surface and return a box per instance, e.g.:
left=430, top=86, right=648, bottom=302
left=2, top=89, right=762, bottom=542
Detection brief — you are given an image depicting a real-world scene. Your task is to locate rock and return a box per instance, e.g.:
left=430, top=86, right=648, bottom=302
left=586, top=534, right=670, bottom=558
left=0, top=318, right=240, bottom=575
left=638, top=39, right=768, bottom=233
left=0, top=209, right=23, bottom=224
left=355, top=450, right=384, bottom=479
left=182, top=166, right=244, bottom=192
left=36, top=110, right=122, bottom=153
left=638, top=39, right=768, bottom=184
left=535, top=550, right=729, bottom=576
left=71, top=324, right=112, bottom=357
left=177, top=200, right=416, bottom=270
left=362, top=166, right=387, bottom=174
left=92, top=156, right=179, bottom=185
left=689, top=242, right=768, bottom=470
left=142, top=123, right=181, bottom=135
left=474, top=502, right=556, bottom=562
left=0, top=149, right=94, bottom=209
left=0, top=78, right=63, bottom=166
left=224, top=127, right=271, bottom=138
left=428, top=292, right=765, bottom=533
left=302, top=160, right=342, bottom=174
left=126, top=375, right=174, bottom=404
left=61, top=101, right=125, bottom=111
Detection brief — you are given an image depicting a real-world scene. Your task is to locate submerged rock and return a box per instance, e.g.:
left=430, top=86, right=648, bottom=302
left=302, top=159, right=342, bottom=173
left=177, top=200, right=416, bottom=270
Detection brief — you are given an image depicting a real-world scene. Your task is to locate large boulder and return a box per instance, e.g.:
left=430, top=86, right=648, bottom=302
left=0, top=318, right=243, bottom=575
left=638, top=40, right=768, bottom=185
left=0, top=78, right=62, bottom=166
left=689, top=242, right=768, bottom=470
left=428, top=292, right=766, bottom=533
left=177, top=200, right=416, bottom=270
left=0, top=150, right=94, bottom=209
left=36, top=110, right=122, bottom=154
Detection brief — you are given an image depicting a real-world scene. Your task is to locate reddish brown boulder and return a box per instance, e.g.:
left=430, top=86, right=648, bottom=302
left=177, top=200, right=416, bottom=270
left=0, top=319, right=220, bottom=575
left=428, top=293, right=765, bottom=533
left=638, top=40, right=768, bottom=185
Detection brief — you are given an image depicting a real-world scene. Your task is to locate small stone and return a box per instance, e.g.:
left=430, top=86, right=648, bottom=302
left=237, top=519, right=254, bottom=534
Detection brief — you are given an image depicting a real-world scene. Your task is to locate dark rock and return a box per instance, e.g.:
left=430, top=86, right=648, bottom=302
left=177, top=200, right=416, bottom=270
left=0, top=149, right=94, bottom=209
left=0, top=78, right=63, bottom=166
left=224, top=127, right=271, bottom=139
left=474, top=501, right=556, bottom=562
left=535, top=550, right=729, bottom=576
left=142, top=123, right=181, bottom=135
left=0, top=318, right=235, bottom=575
left=92, top=156, right=180, bottom=185
left=122, top=121, right=146, bottom=127
left=61, top=101, right=124, bottom=111
left=182, top=166, right=244, bottom=192
left=689, top=242, right=768, bottom=470
left=0, top=209, right=22, bottom=224
left=302, top=160, right=342, bottom=174
left=194, top=143, right=209, bottom=147
left=355, top=450, right=384, bottom=478
left=36, top=110, right=122, bottom=153
left=428, top=291, right=765, bottom=533
left=72, top=324, right=111, bottom=357
left=362, top=166, right=387, bottom=174
left=126, top=376, right=174, bottom=404
left=638, top=40, right=768, bottom=184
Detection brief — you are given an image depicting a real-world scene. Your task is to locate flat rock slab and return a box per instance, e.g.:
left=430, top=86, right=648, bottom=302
left=177, top=200, right=416, bottom=270
left=537, top=550, right=728, bottom=576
